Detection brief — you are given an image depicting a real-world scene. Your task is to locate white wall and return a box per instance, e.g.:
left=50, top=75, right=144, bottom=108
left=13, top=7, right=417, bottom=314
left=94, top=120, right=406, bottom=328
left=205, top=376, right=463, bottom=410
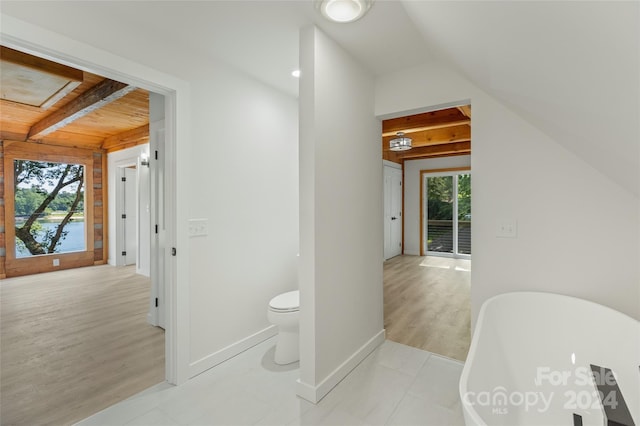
left=107, top=144, right=150, bottom=272
left=403, top=155, right=471, bottom=255
left=376, top=62, right=640, bottom=324
left=186, top=64, right=299, bottom=373
left=2, top=14, right=300, bottom=381
left=298, top=26, right=384, bottom=403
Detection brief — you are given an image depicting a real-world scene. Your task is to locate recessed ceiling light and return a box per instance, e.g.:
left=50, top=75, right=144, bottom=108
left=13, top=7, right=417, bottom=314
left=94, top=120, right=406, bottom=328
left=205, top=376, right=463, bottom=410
left=315, top=0, right=374, bottom=23
left=291, top=69, right=301, bottom=78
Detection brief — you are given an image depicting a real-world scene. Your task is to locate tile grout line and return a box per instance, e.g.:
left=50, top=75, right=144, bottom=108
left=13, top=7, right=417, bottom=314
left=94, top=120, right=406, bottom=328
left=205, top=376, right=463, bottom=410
left=382, top=352, right=433, bottom=426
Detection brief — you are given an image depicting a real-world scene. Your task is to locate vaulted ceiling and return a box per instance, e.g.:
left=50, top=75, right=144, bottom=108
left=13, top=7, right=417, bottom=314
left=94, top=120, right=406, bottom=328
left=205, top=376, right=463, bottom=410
left=1, top=1, right=637, bottom=194
left=0, top=46, right=149, bottom=153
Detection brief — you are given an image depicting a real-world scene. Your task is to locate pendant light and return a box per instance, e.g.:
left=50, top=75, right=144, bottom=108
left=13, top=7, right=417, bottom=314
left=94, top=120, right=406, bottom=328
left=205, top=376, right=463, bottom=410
left=389, top=132, right=412, bottom=151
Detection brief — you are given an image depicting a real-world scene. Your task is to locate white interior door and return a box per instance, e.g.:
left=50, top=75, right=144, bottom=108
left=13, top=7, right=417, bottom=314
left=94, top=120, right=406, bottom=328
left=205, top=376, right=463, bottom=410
left=121, top=167, right=137, bottom=266
left=149, top=122, right=166, bottom=329
left=384, top=165, right=403, bottom=260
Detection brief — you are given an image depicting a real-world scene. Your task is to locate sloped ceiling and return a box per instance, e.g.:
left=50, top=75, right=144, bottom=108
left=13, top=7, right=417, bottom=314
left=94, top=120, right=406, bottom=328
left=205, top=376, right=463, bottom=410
left=402, top=1, right=640, bottom=197
left=2, top=1, right=638, bottom=196
left=0, top=1, right=431, bottom=97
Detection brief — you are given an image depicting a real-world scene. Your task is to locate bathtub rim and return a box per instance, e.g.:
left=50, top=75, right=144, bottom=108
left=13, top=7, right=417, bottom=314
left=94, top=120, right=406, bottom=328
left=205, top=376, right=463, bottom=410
left=458, top=291, right=639, bottom=426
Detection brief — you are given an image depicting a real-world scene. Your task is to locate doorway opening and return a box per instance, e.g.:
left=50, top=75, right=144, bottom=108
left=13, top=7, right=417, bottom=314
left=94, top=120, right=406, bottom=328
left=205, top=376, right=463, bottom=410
left=0, top=38, right=176, bottom=424
left=381, top=104, right=472, bottom=361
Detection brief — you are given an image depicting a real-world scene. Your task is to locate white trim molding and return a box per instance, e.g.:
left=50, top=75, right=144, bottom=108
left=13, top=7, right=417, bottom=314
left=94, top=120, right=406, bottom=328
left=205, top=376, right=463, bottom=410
left=383, top=159, right=402, bottom=170
left=296, top=329, right=385, bottom=403
left=188, top=326, right=278, bottom=378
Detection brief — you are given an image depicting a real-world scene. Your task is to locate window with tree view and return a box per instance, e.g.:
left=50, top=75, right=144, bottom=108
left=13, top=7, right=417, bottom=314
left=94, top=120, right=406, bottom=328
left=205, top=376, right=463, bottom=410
left=14, top=160, right=85, bottom=258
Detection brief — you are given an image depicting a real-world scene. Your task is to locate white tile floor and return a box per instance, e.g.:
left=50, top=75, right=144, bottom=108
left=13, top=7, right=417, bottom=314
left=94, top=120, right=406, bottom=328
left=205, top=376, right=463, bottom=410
left=77, top=338, right=465, bottom=426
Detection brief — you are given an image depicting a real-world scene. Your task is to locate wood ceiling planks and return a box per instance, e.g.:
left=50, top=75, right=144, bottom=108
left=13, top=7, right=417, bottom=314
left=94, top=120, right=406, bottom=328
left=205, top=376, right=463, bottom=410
left=0, top=50, right=150, bottom=154
left=382, top=106, right=471, bottom=163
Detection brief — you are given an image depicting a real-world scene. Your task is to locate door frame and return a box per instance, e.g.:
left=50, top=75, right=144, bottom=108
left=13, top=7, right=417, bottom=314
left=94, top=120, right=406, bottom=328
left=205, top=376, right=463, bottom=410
left=1, top=19, right=189, bottom=384
left=420, top=167, right=471, bottom=257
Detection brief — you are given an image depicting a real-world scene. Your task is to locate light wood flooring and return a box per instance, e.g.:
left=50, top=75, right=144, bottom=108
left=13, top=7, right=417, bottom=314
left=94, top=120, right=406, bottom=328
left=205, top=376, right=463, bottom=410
left=1, top=265, right=165, bottom=426
left=384, top=255, right=471, bottom=362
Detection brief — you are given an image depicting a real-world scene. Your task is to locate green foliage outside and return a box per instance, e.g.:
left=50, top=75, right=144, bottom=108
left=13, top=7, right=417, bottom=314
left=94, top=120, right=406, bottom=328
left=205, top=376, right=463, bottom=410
left=457, top=174, right=471, bottom=220
left=14, top=160, right=85, bottom=256
left=15, top=187, right=84, bottom=217
left=427, top=174, right=471, bottom=221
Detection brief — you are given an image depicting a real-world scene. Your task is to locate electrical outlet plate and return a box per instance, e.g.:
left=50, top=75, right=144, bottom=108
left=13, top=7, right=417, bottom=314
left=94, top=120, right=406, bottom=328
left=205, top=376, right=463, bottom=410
left=188, top=218, right=208, bottom=237
left=53, top=258, right=60, bottom=266
left=497, top=220, right=517, bottom=238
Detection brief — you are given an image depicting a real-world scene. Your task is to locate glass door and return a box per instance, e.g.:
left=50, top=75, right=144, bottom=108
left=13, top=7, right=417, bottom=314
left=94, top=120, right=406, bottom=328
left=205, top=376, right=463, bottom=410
left=424, top=172, right=471, bottom=258
left=457, top=174, right=471, bottom=255
left=426, top=175, right=454, bottom=254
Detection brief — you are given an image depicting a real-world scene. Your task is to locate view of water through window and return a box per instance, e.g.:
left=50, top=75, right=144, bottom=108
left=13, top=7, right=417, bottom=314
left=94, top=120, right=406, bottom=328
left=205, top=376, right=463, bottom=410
left=14, top=159, right=85, bottom=258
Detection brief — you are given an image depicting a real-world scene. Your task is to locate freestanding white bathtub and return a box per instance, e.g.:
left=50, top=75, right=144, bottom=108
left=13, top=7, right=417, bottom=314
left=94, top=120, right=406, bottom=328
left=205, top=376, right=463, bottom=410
left=459, top=292, right=639, bottom=426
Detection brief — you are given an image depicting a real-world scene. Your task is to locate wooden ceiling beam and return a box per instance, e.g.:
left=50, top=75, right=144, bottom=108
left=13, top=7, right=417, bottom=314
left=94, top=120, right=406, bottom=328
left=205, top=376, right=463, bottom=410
left=392, top=141, right=471, bottom=160
left=27, top=79, right=136, bottom=140
left=382, top=119, right=469, bottom=137
left=382, top=125, right=470, bottom=151
left=101, top=124, right=149, bottom=151
left=0, top=130, right=28, bottom=142
left=457, top=105, right=472, bottom=118
left=382, top=108, right=467, bottom=134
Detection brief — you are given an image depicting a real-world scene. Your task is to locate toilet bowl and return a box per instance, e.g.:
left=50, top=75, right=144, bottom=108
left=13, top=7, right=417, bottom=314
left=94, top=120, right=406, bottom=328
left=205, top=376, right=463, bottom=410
left=267, top=290, right=299, bottom=365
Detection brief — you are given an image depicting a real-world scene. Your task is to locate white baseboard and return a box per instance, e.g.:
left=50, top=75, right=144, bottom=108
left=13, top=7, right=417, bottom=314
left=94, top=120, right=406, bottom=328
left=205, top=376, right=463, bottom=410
left=296, top=329, right=385, bottom=403
left=189, top=325, right=278, bottom=378
left=404, top=250, right=420, bottom=256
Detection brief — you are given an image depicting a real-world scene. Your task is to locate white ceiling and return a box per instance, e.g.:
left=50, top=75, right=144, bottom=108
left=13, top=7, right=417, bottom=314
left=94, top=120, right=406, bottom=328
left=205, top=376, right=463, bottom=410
left=1, top=1, right=638, bottom=196
left=0, top=1, right=432, bottom=97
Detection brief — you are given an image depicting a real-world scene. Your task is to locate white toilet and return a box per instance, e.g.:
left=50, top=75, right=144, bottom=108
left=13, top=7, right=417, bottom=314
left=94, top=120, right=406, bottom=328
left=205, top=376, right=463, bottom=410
left=267, top=290, right=300, bottom=365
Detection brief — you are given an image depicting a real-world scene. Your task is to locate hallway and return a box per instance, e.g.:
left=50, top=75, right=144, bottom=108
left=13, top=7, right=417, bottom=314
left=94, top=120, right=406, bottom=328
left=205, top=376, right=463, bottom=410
left=383, top=255, right=471, bottom=361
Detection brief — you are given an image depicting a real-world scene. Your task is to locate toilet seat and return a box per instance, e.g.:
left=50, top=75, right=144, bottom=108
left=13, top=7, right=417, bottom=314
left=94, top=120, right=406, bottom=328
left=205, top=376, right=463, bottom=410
left=269, top=290, right=299, bottom=313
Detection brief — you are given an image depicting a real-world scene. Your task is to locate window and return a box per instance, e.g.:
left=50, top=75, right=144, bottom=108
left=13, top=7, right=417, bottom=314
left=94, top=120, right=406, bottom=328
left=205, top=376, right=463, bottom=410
left=3, top=141, right=96, bottom=276
left=14, top=160, right=86, bottom=257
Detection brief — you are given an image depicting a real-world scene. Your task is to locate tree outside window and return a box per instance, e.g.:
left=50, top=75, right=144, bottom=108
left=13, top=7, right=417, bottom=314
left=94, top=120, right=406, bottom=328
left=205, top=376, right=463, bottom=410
left=14, top=160, right=85, bottom=257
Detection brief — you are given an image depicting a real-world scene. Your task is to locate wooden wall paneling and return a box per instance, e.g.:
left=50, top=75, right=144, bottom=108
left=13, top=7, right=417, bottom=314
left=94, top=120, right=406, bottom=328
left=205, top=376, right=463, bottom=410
left=0, top=140, right=5, bottom=279
left=3, top=141, right=96, bottom=277
left=3, top=143, right=16, bottom=271
left=101, top=152, right=108, bottom=266
left=93, top=152, right=104, bottom=264
left=5, top=252, right=95, bottom=277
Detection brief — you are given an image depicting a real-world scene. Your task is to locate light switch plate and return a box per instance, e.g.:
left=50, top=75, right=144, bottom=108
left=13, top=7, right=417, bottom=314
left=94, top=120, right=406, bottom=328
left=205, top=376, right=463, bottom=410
left=497, top=220, right=517, bottom=238
left=188, top=218, right=208, bottom=237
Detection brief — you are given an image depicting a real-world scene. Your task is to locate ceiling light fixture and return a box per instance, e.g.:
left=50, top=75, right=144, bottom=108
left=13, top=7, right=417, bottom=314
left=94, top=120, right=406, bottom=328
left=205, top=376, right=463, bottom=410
left=389, top=132, right=412, bottom=151
left=315, top=0, right=374, bottom=23
left=291, top=69, right=301, bottom=78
